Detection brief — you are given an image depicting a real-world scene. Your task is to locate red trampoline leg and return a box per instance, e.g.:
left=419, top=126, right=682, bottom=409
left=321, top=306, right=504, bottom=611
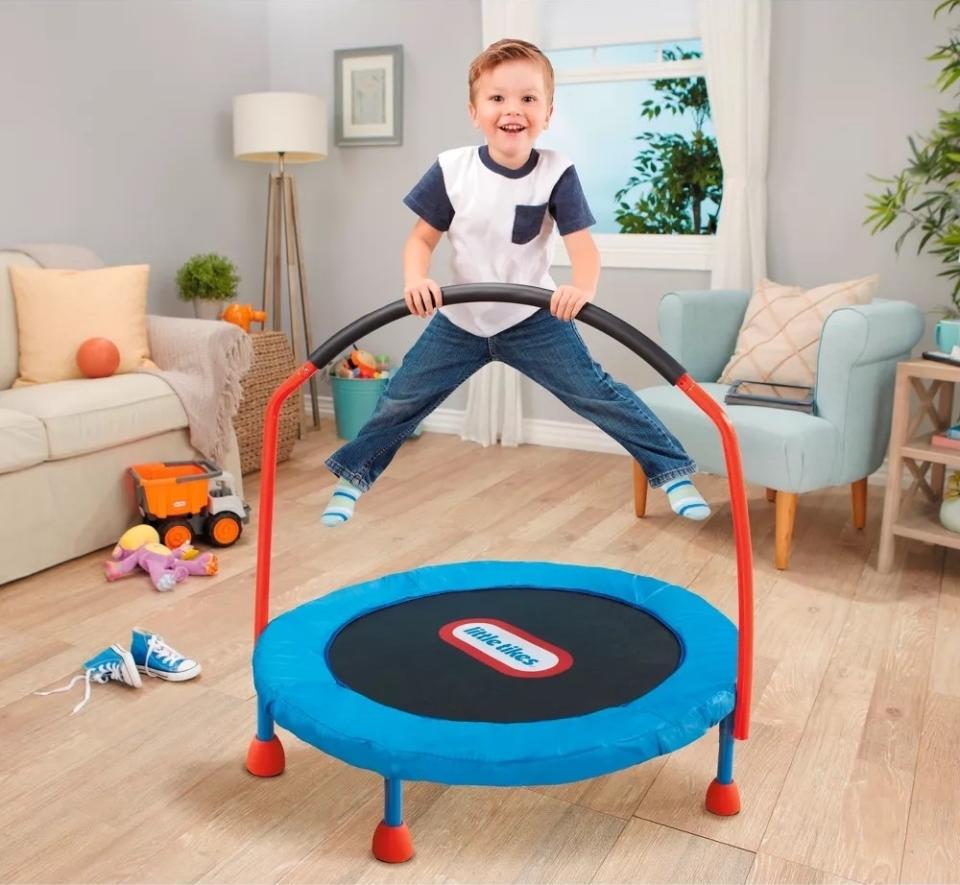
left=246, top=697, right=286, bottom=777
left=246, top=735, right=285, bottom=777
left=705, top=779, right=741, bottom=816
left=372, top=778, right=414, bottom=863
left=705, top=713, right=740, bottom=815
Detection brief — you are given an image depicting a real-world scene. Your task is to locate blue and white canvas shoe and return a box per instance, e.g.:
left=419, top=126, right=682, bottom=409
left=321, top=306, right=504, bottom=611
left=130, top=629, right=202, bottom=682
left=35, top=645, right=142, bottom=715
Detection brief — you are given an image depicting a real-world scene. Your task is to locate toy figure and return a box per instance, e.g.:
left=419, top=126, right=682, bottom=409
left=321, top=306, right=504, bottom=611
left=941, top=471, right=960, bottom=533
left=105, top=524, right=218, bottom=591
left=335, top=346, right=384, bottom=379
left=221, top=303, right=267, bottom=333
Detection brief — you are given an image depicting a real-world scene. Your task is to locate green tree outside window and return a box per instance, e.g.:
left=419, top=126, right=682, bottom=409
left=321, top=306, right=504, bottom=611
left=615, top=48, right=723, bottom=235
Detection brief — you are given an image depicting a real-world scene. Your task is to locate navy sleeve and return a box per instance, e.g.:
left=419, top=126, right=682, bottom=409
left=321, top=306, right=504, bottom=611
left=402, top=161, right=455, bottom=231
left=549, top=165, right=596, bottom=235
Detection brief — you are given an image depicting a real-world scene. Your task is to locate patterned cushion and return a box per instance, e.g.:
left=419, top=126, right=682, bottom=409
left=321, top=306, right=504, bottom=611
left=719, top=275, right=878, bottom=386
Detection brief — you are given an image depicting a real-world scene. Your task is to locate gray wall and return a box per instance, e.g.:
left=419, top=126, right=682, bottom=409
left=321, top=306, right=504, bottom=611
left=0, top=0, right=949, bottom=422
left=768, top=0, right=948, bottom=340
left=0, top=0, right=270, bottom=315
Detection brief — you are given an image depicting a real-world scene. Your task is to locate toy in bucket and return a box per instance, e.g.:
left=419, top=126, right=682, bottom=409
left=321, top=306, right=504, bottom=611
left=129, top=460, right=250, bottom=548
left=330, top=346, right=390, bottom=441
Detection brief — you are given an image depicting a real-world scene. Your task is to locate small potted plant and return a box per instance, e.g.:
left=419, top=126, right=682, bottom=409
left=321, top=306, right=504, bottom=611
left=176, top=253, right=240, bottom=319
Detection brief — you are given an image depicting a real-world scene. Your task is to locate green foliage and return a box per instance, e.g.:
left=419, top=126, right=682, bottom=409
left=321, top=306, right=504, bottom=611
left=615, top=47, right=723, bottom=235
left=865, top=0, right=960, bottom=315
left=175, top=253, right=240, bottom=302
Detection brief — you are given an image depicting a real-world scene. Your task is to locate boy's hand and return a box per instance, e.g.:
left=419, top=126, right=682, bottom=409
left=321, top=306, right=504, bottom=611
left=550, top=285, right=595, bottom=321
left=404, top=278, right=443, bottom=317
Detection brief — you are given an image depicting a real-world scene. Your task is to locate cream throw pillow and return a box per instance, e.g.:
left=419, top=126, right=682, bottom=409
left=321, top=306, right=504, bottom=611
left=719, top=274, right=879, bottom=387
left=10, top=264, right=154, bottom=385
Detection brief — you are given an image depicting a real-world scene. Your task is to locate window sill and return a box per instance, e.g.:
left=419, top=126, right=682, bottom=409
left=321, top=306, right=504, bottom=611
left=552, top=233, right=715, bottom=271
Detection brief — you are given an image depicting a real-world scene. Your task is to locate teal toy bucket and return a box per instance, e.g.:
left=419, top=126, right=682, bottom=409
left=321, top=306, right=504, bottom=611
left=330, top=377, right=388, bottom=441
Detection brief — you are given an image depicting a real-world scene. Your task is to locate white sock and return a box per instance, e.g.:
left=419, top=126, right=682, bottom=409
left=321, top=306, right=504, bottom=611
left=322, top=478, right=363, bottom=526
left=664, top=478, right=711, bottom=521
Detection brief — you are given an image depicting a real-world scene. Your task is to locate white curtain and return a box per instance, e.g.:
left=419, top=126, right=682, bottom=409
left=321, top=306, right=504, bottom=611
left=698, top=0, right=771, bottom=289
left=461, top=1, right=542, bottom=448
left=461, top=362, right=524, bottom=447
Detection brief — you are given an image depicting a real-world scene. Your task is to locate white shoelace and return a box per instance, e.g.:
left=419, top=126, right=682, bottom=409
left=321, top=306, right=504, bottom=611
left=35, top=662, right=122, bottom=715
left=143, top=635, right=181, bottom=677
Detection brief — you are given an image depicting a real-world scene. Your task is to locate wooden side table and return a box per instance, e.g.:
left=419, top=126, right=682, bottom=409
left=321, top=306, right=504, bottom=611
left=878, top=358, right=960, bottom=572
left=235, top=331, right=302, bottom=476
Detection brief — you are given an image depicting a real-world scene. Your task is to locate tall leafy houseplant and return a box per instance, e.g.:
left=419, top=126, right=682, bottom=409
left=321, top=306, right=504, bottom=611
left=615, top=47, right=723, bottom=235
left=176, top=253, right=240, bottom=320
left=865, top=0, right=960, bottom=317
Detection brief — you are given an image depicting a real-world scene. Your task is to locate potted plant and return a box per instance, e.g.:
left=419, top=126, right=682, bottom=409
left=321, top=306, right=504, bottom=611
left=865, top=0, right=960, bottom=319
left=176, top=253, right=240, bottom=319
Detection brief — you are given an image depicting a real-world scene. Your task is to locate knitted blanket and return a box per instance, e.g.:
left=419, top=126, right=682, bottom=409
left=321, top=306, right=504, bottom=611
left=9, top=243, right=252, bottom=464
left=144, top=316, right=252, bottom=464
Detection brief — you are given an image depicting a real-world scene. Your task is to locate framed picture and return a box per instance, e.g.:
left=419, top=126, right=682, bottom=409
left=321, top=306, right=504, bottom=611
left=334, top=45, right=403, bottom=146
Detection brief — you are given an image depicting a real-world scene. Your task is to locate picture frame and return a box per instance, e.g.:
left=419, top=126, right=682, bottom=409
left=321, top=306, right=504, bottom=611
left=334, top=45, right=403, bottom=146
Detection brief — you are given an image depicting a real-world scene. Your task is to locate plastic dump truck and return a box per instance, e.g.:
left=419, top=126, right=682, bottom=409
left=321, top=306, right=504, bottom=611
left=129, top=460, right=250, bottom=548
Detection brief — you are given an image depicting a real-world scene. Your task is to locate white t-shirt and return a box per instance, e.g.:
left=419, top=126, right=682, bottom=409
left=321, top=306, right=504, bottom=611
left=403, top=145, right=595, bottom=337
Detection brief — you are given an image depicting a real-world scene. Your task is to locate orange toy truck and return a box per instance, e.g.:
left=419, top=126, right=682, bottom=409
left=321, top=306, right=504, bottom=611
left=129, top=460, right=250, bottom=548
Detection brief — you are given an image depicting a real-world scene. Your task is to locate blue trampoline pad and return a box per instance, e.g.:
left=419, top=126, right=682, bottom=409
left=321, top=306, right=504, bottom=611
left=253, top=561, right=737, bottom=786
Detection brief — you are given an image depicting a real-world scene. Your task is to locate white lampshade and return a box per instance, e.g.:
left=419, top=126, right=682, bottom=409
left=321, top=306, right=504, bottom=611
left=233, top=92, right=327, bottom=163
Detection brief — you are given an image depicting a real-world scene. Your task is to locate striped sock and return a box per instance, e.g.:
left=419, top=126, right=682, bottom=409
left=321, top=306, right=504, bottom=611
left=321, top=478, right=363, bottom=526
left=664, top=478, right=711, bottom=521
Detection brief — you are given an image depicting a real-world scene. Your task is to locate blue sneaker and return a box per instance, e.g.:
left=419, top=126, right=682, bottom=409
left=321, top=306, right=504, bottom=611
left=35, top=645, right=141, bottom=714
left=130, top=629, right=201, bottom=682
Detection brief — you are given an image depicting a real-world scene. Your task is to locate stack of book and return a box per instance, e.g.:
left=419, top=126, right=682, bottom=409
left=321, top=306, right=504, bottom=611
left=932, top=422, right=960, bottom=451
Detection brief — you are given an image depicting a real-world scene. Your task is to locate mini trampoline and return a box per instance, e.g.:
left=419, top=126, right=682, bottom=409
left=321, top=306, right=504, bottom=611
left=246, top=285, right=754, bottom=864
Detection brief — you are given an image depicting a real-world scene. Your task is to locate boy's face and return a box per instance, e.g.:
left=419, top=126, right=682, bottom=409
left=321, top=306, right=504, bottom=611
left=469, top=59, right=553, bottom=166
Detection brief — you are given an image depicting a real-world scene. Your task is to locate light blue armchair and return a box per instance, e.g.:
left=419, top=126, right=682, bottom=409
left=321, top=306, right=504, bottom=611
left=633, top=290, right=924, bottom=569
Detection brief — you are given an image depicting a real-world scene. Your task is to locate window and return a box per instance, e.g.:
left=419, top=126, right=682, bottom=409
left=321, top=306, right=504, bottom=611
left=540, top=39, right=719, bottom=270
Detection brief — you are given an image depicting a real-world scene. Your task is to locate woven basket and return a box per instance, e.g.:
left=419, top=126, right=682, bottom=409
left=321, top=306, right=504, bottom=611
left=235, top=331, right=300, bottom=475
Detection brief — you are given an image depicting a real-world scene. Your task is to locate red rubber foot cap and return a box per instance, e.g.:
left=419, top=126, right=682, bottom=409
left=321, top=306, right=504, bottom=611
left=705, top=779, right=740, bottom=816
left=372, top=821, right=414, bottom=863
left=246, top=735, right=285, bottom=777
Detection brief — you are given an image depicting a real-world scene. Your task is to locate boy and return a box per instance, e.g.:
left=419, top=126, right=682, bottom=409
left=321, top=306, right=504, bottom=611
left=322, top=39, right=708, bottom=525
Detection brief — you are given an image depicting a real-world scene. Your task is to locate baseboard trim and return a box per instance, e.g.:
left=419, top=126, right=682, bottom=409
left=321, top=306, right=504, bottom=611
left=307, top=395, right=904, bottom=485
left=309, top=395, right=625, bottom=454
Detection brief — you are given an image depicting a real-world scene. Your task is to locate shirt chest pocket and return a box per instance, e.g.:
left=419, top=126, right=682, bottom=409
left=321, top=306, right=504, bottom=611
left=511, top=203, right=549, bottom=245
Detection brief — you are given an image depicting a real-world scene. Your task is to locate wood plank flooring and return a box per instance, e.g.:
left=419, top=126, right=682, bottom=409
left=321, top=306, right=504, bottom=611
left=0, top=428, right=956, bottom=884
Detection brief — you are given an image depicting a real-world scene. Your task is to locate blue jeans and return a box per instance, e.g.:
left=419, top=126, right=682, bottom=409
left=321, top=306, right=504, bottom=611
left=326, top=309, right=696, bottom=491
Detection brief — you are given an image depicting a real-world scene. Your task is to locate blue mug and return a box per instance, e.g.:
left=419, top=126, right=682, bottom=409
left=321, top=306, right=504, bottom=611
left=935, top=319, right=960, bottom=353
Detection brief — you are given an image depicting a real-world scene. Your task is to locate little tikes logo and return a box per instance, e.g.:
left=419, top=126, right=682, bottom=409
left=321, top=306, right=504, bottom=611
left=438, top=618, right=573, bottom=678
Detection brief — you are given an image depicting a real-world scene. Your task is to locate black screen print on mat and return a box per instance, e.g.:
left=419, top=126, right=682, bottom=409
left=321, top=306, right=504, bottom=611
left=327, top=587, right=682, bottom=722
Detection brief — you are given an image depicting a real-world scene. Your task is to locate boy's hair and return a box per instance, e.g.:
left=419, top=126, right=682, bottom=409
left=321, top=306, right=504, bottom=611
left=468, top=38, right=555, bottom=105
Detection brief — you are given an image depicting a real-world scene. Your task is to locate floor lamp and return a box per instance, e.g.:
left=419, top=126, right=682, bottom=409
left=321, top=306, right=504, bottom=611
left=233, top=91, right=327, bottom=429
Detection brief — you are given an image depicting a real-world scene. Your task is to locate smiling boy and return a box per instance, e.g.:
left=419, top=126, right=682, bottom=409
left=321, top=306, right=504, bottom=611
left=321, top=39, right=709, bottom=526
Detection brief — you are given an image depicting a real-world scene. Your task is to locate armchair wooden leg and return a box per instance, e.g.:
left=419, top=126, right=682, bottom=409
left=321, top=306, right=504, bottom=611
left=633, top=461, right=648, bottom=518
left=775, top=492, right=798, bottom=570
left=851, top=478, right=867, bottom=530
left=766, top=488, right=776, bottom=503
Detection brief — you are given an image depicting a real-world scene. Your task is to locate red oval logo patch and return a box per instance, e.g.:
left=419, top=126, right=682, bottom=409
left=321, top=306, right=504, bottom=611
left=438, top=618, right=573, bottom=678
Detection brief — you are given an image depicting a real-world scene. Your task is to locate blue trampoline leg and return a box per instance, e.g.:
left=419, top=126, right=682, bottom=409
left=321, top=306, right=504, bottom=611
left=245, top=695, right=285, bottom=777
left=372, top=778, right=414, bottom=863
left=385, top=778, right=403, bottom=826
left=256, top=696, right=274, bottom=741
left=705, top=713, right=740, bottom=815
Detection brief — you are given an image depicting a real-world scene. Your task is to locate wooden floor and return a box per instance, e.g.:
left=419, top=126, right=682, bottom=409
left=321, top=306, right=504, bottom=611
left=1, top=428, right=957, bottom=884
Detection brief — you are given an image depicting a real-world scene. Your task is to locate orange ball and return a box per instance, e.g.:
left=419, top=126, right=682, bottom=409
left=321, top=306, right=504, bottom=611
left=76, top=337, right=121, bottom=378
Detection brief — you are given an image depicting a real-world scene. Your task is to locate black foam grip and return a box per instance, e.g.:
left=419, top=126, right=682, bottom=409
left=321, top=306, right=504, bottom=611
left=309, top=284, right=686, bottom=385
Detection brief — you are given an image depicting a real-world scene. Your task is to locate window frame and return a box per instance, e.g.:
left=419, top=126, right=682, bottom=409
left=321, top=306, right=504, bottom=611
left=547, top=46, right=716, bottom=272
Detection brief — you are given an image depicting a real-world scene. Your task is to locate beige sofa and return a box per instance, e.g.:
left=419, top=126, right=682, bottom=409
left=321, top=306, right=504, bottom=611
left=0, top=246, right=244, bottom=585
